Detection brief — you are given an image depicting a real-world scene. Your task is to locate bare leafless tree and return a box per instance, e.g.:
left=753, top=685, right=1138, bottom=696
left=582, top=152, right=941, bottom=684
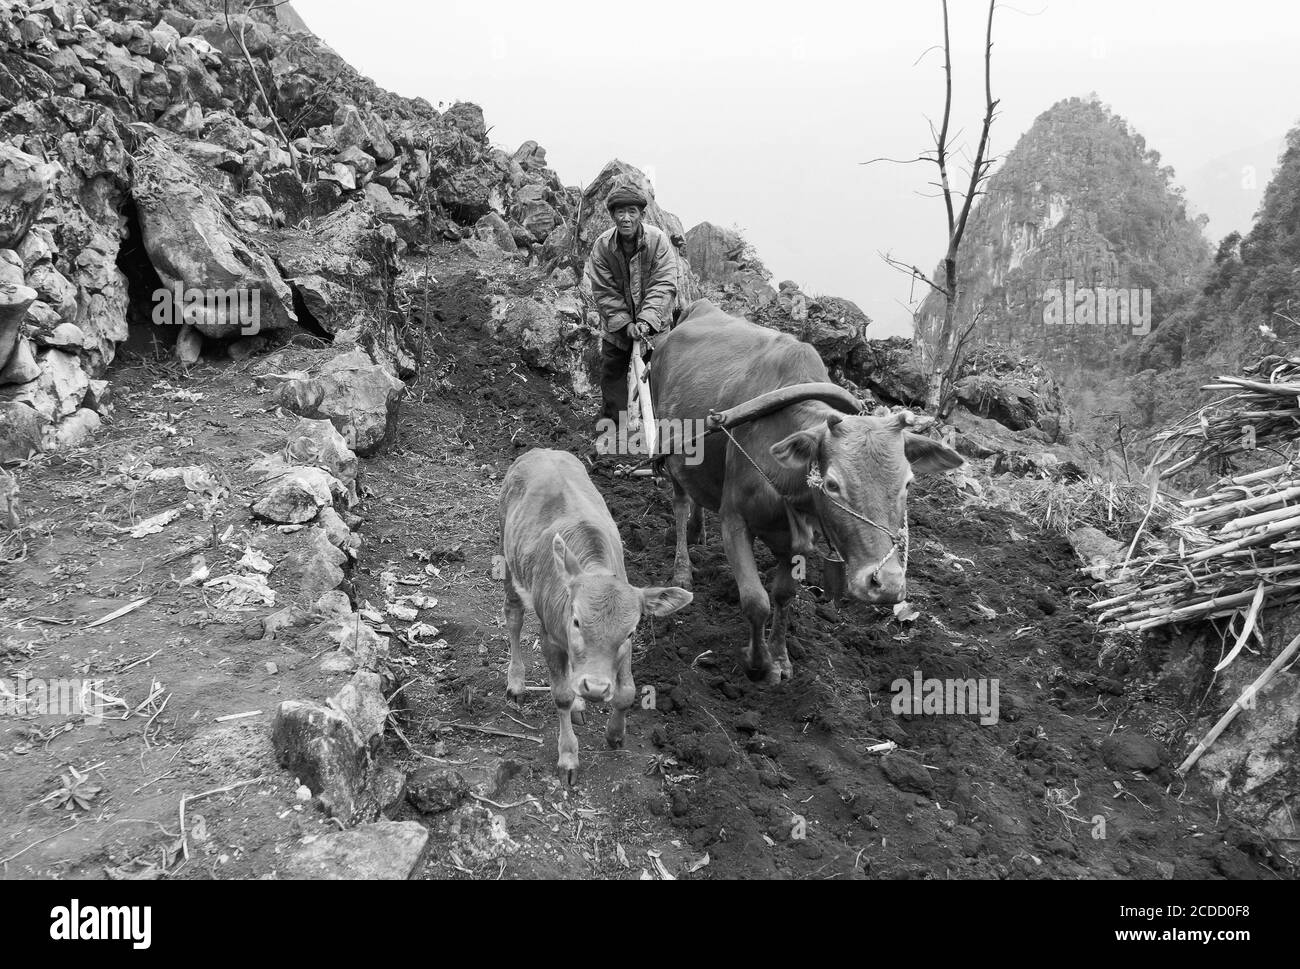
left=865, top=0, right=999, bottom=412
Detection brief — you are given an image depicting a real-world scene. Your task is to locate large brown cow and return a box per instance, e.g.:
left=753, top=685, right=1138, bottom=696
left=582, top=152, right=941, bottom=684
left=499, top=449, right=692, bottom=782
left=652, top=300, right=963, bottom=685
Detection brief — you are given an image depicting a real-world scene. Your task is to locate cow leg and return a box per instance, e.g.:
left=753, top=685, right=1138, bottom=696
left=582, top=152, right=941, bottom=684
left=670, top=475, right=694, bottom=590
left=544, top=636, right=580, bottom=784
left=687, top=500, right=703, bottom=546
left=721, top=511, right=777, bottom=684
left=606, top=649, right=635, bottom=749
left=503, top=565, right=527, bottom=704
left=767, top=550, right=798, bottom=682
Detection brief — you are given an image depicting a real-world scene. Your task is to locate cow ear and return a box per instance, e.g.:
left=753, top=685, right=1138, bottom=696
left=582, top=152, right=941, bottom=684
left=551, top=534, right=583, bottom=580
left=770, top=428, right=823, bottom=470
left=904, top=432, right=964, bottom=475
left=640, top=586, right=693, bottom=617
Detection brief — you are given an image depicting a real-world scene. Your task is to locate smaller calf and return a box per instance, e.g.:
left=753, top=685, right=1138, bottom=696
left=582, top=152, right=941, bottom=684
left=499, top=449, right=692, bottom=783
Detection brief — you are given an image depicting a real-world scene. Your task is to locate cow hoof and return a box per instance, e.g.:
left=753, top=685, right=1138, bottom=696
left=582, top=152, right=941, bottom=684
left=571, top=707, right=587, bottom=726
left=606, top=732, right=625, bottom=749
left=505, top=686, right=527, bottom=706
left=558, top=753, right=579, bottom=786
left=671, top=573, right=692, bottom=592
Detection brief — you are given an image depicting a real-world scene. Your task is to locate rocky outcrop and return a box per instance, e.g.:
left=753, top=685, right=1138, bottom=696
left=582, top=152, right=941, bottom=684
left=913, top=96, right=1211, bottom=381
left=484, top=290, right=597, bottom=397
left=282, top=819, right=429, bottom=879
left=272, top=347, right=404, bottom=456
left=131, top=133, right=297, bottom=338
left=684, top=221, right=775, bottom=306
left=268, top=200, right=399, bottom=339
left=950, top=347, right=1072, bottom=442
left=0, top=0, right=601, bottom=462
left=0, top=142, right=57, bottom=247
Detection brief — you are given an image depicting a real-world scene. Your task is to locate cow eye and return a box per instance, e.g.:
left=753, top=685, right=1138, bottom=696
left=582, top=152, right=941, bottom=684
left=572, top=617, right=580, bottom=629
left=824, top=477, right=841, bottom=494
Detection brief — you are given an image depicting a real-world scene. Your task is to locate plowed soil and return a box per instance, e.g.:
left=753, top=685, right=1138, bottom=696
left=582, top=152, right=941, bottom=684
left=0, top=245, right=1277, bottom=880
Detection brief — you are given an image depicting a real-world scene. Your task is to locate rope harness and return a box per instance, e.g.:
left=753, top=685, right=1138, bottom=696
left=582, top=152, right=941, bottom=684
left=717, top=425, right=909, bottom=583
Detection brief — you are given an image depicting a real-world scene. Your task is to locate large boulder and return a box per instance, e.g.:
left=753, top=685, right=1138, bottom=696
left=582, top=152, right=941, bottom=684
left=274, top=527, right=349, bottom=601
left=0, top=401, right=44, bottom=464
left=684, top=221, right=774, bottom=303
left=0, top=283, right=36, bottom=373
left=131, top=135, right=297, bottom=338
left=268, top=201, right=400, bottom=336
left=850, top=338, right=928, bottom=408
left=0, top=143, right=58, bottom=248
left=950, top=348, right=1072, bottom=441
left=484, top=293, right=597, bottom=397
left=283, top=417, right=359, bottom=488
left=363, top=182, right=421, bottom=246
left=250, top=465, right=349, bottom=524
left=282, top=821, right=430, bottom=879
left=0, top=337, right=40, bottom=385
left=271, top=700, right=373, bottom=824
left=276, top=348, right=404, bottom=456
left=0, top=348, right=88, bottom=423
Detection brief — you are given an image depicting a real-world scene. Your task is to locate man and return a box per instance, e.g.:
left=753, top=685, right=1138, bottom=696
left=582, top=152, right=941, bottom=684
left=587, top=180, right=681, bottom=423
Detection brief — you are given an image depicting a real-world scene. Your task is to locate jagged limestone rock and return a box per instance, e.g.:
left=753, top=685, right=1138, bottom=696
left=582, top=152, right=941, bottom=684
left=276, top=348, right=404, bottom=456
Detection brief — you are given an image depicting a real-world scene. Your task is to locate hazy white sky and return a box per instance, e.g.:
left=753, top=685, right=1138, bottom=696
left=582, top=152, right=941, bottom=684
left=294, top=0, right=1300, bottom=335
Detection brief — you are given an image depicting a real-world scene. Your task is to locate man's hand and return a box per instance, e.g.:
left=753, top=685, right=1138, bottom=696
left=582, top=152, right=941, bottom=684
left=631, top=319, right=655, bottom=341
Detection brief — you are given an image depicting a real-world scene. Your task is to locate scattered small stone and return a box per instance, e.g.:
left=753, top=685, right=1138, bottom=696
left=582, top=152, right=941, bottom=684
left=1101, top=731, right=1163, bottom=773
left=406, top=767, right=469, bottom=815
left=880, top=751, right=934, bottom=795
left=283, top=821, right=430, bottom=880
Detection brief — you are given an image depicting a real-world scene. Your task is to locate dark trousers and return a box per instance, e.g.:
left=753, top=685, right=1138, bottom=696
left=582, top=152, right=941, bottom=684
left=600, top=336, right=632, bottom=423
left=599, top=308, right=681, bottom=422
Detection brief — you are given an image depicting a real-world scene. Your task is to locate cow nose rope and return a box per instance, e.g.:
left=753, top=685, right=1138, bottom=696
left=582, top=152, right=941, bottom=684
left=718, top=425, right=908, bottom=581
left=805, top=467, right=909, bottom=579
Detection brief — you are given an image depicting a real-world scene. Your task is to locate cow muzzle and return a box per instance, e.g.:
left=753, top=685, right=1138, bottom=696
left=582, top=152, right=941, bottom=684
left=574, top=675, right=614, bottom=704
left=850, top=558, right=906, bottom=605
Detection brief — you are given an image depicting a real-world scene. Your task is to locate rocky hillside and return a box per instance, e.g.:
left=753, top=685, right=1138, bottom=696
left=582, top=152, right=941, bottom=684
left=0, top=0, right=708, bottom=463
left=1141, top=123, right=1300, bottom=374
left=914, top=96, right=1212, bottom=378
left=1, top=0, right=1293, bottom=884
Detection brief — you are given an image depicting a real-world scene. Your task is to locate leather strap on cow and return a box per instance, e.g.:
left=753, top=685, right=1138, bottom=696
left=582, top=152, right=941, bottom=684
left=705, top=383, right=863, bottom=432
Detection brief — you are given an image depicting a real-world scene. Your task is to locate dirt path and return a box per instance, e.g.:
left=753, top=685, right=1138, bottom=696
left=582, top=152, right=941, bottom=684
left=354, top=258, right=1272, bottom=880
left=0, top=245, right=1274, bottom=880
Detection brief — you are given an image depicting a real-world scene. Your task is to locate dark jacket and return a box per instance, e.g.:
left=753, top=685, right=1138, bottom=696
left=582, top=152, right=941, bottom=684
left=587, top=223, right=680, bottom=347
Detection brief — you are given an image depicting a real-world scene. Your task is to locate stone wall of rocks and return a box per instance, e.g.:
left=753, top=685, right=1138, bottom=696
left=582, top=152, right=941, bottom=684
left=0, top=0, right=594, bottom=463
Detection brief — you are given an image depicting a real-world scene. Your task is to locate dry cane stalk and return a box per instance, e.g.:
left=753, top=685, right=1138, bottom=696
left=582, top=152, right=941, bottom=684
left=1220, top=499, right=1300, bottom=534
left=1187, top=514, right=1300, bottom=563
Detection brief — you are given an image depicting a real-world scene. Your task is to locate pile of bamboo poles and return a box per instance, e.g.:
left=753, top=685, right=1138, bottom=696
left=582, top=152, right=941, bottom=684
left=1153, top=356, right=1300, bottom=476
left=1097, top=356, right=1300, bottom=774
left=1090, top=460, right=1300, bottom=631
